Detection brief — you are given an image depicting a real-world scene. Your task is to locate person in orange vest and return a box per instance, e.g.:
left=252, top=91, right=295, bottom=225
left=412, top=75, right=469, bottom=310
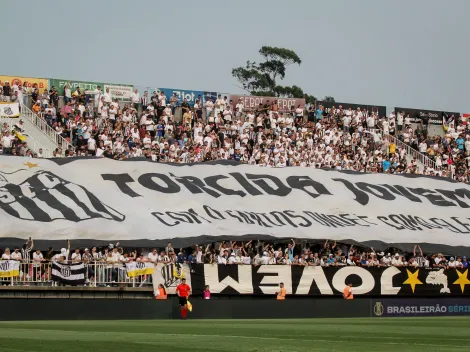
left=155, top=284, right=167, bottom=300
left=276, top=282, right=286, bottom=300
left=343, top=283, right=354, bottom=300
left=176, top=278, right=191, bottom=320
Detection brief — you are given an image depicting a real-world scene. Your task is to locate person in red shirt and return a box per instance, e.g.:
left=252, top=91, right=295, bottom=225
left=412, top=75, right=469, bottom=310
left=176, top=278, right=191, bottom=320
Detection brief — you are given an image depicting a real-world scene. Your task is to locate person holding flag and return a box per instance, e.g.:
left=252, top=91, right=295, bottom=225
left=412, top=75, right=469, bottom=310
left=176, top=278, right=191, bottom=320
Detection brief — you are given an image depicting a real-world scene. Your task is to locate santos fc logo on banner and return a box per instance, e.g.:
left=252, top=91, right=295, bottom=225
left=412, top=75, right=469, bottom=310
left=2, top=157, right=470, bottom=249
left=0, top=260, right=20, bottom=278
left=0, top=167, right=125, bottom=223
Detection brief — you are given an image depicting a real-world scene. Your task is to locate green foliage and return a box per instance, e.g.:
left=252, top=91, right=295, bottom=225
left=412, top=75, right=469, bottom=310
left=232, top=46, right=332, bottom=103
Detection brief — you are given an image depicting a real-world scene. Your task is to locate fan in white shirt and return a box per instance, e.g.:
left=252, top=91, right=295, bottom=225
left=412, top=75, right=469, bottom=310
left=391, top=255, right=402, bottom=266
left=32, top=250, right=44, bottom=265
left=147, top=249, right=159, bottom=263
left=223, top=108, right=232, bottom=122
left=159, top=93, right=167, bottom=106
left=1, top=248, right=11, bottom=260
left=130, top=90, right=140, bottom=105
left=71, top=249, right=82, bottom=262
left=104, top=89, right=112, bottom=103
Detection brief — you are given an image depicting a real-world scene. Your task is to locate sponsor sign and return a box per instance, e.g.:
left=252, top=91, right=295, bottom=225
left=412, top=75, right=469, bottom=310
left=317, top=100, right=387, bottom=119
left=0, top=102, right=20, bottom=118
left=0, top=75, right=48, bottom=91
left=372, top=299, right=470, bottom=317
left=49, top=78, right=132, bottom=100
left=49, top=78, right=103, bottom=96
left=0, top=260, right=20, bottom=278
left=152, top=265, right=470, bottom=297
left=395, top=107, right=460, bottom=125
left=126, top=262, right=155, bottom=277
left=157, top=88, right=206, bottom=107
left=104, top=84, right=133, bottom=100
left=0, top=157, right=470, bottom=248
left=230, top=94, right=305, bottom=112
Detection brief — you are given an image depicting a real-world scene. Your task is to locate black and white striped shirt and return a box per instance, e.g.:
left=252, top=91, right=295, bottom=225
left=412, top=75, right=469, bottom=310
left=415, top=256, right=426, bottom=267
left=21, top=246, right=32, bottom=262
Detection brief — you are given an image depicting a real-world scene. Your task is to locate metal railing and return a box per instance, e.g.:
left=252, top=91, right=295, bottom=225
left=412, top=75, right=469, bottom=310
left=0, top=117, right=54, bottom=158
left=27, top=135, right=54, bottom=158
left=0, top=261, right=152, bottom=288
left=20, top=103, right=73, bottom=153
left=372, top=125, right=440, bottom=171
left=384, top=133, right=440, bottom=171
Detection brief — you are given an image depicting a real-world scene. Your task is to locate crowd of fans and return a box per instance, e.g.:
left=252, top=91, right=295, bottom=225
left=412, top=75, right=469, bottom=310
left=381, top=110, right=470, bottom=183
left=1, top=238, right=468, bottom=288
left=1, top=238, right=468, bottom=269
left=0, top=119, right=41, bottom=157
left=1, top=81, right=469, bottom=183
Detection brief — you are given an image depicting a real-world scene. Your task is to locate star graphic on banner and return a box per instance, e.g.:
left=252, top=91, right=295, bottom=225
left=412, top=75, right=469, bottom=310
left=24, top=162, right=39, bottom=169
left=403, top=269, right=423, bottom=293
left=453, top=269, right=470, bottom=293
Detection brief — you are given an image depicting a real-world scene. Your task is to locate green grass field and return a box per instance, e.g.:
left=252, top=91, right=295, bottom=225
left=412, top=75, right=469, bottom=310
left=0, top=318, right=468, bottom=352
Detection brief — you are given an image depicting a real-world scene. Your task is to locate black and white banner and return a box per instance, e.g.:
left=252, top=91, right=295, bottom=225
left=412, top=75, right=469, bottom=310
left=51, top=262, right=86, bottom=285
left=1, top=157, right=470, bottom=249
left=154, top=264, right=470, bottom=297
left=395, top=107, right=460, bottom=125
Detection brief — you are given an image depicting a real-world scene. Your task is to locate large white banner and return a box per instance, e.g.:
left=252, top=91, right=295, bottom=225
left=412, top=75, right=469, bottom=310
left=0, top=156, right=469, bottom=247
left=0, top=102, right=20, bottom=118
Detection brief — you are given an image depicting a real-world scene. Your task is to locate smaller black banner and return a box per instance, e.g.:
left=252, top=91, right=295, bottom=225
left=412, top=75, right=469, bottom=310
left=394, top=107, right=460, bottom=125
left=183, top=265, right=470, bottom=297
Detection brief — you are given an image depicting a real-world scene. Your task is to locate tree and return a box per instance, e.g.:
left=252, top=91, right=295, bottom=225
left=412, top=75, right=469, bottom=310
left=232, top=46, right=330, bottom=104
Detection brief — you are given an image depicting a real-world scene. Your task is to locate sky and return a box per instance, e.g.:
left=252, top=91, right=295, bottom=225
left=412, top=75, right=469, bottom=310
left=2, top=0, right=469, bottom=112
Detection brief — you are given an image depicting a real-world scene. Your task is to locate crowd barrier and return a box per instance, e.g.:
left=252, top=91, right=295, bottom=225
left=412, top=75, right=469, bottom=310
left=0, top=261, right=151, bottom=287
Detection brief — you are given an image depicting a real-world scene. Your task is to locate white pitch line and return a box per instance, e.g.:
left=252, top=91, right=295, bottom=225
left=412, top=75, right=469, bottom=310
left=0, top=329, right=467, bottom=349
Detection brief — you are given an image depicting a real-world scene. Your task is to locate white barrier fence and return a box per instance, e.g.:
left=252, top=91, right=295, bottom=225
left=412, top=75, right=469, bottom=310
left=0, top=261, right=153, bottom=288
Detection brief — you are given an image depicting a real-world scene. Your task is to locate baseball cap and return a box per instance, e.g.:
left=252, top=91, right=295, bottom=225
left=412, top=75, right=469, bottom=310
left=450, top=257, right=455, bottom=260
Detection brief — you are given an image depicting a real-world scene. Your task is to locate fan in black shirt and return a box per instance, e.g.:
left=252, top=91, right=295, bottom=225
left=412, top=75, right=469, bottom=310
left=181, top=99, right=190, bottom=114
